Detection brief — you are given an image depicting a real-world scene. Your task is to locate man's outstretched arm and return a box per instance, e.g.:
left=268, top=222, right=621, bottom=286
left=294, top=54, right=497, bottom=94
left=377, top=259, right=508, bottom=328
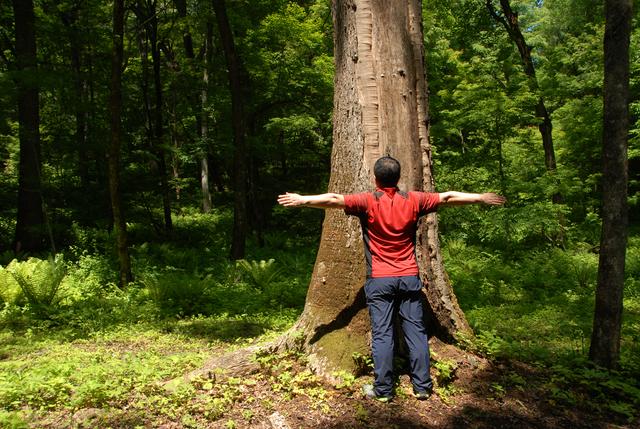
left=278, top=192, right=346, bottom=209
left=438, top=191, right=506, bottom=206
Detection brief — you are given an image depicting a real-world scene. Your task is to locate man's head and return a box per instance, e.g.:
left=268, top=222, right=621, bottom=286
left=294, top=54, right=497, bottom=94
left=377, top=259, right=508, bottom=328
left=373, top=156, right=401, bottom=188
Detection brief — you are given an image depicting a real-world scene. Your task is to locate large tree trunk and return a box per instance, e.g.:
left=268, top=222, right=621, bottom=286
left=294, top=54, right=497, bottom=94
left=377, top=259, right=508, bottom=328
left=589, top=0, right=631, bottom=370
left=213, top=0, right=248, bottom=260
left=486, top=0, right=562, bottom=204
left=282, top=0, right=471, bottom=376
left=108, top=0, right=133, bottom=287
left=12, top=0, right=45, bottom=254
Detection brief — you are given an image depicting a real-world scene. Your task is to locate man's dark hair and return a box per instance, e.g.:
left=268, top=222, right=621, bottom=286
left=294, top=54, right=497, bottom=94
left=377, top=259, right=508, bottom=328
left=374, top=156, right=401, bottom=187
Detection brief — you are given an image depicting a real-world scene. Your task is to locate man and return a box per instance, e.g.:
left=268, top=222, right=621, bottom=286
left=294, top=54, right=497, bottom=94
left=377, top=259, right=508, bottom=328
left=278, top=156, right=505, bottom=402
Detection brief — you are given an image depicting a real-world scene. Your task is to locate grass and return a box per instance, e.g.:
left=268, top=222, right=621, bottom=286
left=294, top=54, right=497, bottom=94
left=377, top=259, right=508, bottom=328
left=0, top=311, right=301, bottom=427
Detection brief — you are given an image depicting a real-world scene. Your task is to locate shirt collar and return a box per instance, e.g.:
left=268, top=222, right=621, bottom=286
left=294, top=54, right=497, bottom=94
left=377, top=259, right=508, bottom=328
left=377, top=186, right=399, bottom=197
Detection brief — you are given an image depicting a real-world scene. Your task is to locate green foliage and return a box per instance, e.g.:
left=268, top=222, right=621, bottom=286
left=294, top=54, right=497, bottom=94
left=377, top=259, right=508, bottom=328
left=0, top=411, right=28, bottom=429
left=254, top=349, right=326, bottom=402
left=547, top=362, right=640, bottom=422
left=140, top=270, right=213, bottom=317
left=0, top=265, right=22, bottom=305
left=0, top=327, right=210, bottom=412
left=351, top=351, right=374, bottom=376
left=5, top=256, right=66, bottom=314
left=236, top=258, right=282, bottom=291
left=431, top=352, right=458, bottom=387
left=332, top=370, right=357, bottom=390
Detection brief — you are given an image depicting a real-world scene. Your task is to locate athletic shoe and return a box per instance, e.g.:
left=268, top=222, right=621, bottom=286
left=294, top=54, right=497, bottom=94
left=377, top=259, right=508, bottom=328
left=414, top=389, right=432, bottom=400
left=362, top=384, right=393, bottom=403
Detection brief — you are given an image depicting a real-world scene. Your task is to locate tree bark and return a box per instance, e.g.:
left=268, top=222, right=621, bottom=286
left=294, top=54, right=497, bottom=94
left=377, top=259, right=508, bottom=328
left=108, top=0, right=133, bottom=287
left=213, top=0, right=248, bottom=260
left=589, top=0, right=631, bottom=370
left=12, top=0, right=45, bottom=254
left=486, top=0, right=562, bottom=204
left=281, top=0, right=471, bottom=376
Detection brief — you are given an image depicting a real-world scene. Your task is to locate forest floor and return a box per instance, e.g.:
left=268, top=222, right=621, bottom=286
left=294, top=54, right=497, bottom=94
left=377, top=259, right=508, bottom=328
left=25, top=336, right=637, bottom=429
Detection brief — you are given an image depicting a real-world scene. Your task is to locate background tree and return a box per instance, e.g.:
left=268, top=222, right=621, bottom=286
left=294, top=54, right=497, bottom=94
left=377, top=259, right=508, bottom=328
left=486, top=0, right=562, bottom=206
left=107, top=0, right=132, bottom=286
left=212, top=0, right=249, bottom=260
left=12, top=0, right=45, bottom=254
left=589, top=0, right=632, bottom=370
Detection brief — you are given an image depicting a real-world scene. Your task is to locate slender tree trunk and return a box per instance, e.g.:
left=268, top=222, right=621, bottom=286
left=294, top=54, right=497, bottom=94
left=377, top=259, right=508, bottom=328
left=486, top=0, right=562, bottom=204
left=213, top=0, right=248, bottom=260
left=60, top=7, right=90, bottom=190
left=12, top=0, right=45, bottom=254
left=589, top=0, right=631, bottom=370
left=168, top=74, right=181, bottom=201
left=149, top=2, right=172, bottom=231
left=200, top=19, right=213, bottom=213
left=175, top=0, right=213, bottom=213
left=281, top=0, right=471, bottom=376
left=135, top=0, right=172, bottom=231
left=199, top=21, right=213, bottom=213
left=108, top=0, right=133, bottom=287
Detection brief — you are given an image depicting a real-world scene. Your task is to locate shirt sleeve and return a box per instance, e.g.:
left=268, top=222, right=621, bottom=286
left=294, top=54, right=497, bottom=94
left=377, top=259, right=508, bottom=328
left=344, top=193, right=369, bottom=216
left=414, top=192, right=440, bottom=216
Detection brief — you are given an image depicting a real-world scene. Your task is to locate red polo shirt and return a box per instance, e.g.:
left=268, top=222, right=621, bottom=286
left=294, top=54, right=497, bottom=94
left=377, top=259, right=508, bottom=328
left=344, top=188, right=440, bottom=278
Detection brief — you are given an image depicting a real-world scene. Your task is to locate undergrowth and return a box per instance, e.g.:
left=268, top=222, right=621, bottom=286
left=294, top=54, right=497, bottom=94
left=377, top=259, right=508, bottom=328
left=445, top=235, right=640, bottom=422
left=0, top=210, right=638, bottom=425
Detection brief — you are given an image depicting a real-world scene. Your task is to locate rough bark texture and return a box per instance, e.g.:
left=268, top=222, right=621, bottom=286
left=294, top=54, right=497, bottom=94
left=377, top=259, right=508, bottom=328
left=213, top=0, right=248, bottom=260
left=281, top=0, right=471, bottom=376
left=589, top=0, right=631, bottom=370
left=12, top=0, right=45, bottom=254
left=108, top=0, right=133, bottom=287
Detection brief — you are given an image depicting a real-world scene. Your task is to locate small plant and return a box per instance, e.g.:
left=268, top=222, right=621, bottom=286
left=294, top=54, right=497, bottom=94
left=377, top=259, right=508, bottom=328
left=235, top=259, right=282, bottom=291
left=355, top=403, right=369, bottom=423
left=6, top=256, right=66, bottom=315
left=490, top=382, right=506, bottom=400
left=432, top=357, right=458, bottom=386
left=352, top=351, right=374, bottom=375
left=332, top=370, right=356, bottom=390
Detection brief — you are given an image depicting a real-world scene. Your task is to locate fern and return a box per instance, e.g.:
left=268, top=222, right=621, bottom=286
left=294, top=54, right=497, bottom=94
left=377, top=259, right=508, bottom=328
left=7, top=256, right=66, bottom=311
left=235, top=259, right=282, bottom=291
left=0, top=266, right=22, bottom=304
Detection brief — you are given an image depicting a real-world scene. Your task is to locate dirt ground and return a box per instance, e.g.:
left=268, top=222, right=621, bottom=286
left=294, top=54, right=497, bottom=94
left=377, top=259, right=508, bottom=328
left=190, top=339, right=637, bottom=429
left=32, top=338, right=637, bottom=429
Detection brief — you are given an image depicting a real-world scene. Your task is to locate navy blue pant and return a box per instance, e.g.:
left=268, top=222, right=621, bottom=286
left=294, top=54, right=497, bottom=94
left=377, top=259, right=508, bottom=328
left=364, top=275, right=433, bottom=397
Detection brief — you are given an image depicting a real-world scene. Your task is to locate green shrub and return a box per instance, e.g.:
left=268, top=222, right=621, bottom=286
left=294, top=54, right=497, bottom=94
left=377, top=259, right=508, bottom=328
left=235, top=259, right=282, bottom=291
left=5, top=256, right=66, bottom=315
left=141, top=270, right=214, bottom=316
